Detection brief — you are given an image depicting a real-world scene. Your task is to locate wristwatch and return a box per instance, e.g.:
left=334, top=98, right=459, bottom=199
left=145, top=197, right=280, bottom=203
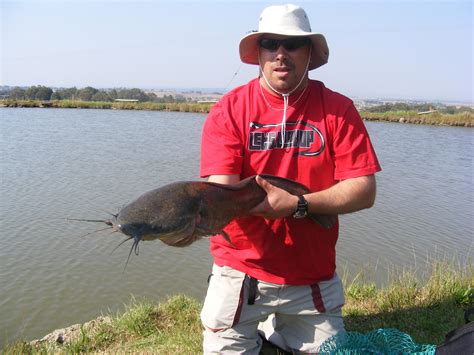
left=293, top=195, right=308, bottom=219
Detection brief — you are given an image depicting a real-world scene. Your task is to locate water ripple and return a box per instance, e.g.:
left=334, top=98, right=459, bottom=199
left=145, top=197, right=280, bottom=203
left=0, top=110, right=472, bottom=345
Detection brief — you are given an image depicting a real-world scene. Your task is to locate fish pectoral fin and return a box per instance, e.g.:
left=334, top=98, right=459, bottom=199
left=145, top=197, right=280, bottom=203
left=158, top=218, right=198, bottom=247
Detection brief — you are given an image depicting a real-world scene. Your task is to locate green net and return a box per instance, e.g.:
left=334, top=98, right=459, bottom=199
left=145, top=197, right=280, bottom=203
left=319, top=328, right=437, bottom=355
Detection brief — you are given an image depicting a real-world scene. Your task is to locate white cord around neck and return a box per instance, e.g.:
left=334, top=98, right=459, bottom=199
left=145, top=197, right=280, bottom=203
left=259, top=81, right=307, bottom=111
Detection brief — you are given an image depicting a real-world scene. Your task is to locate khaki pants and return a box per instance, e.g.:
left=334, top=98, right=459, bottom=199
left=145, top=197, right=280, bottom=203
left=201, top=264, right=345, bottom=354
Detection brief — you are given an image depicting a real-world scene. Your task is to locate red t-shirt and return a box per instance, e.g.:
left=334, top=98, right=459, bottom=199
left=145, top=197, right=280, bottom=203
left=200, top=78, right=381, bottom=285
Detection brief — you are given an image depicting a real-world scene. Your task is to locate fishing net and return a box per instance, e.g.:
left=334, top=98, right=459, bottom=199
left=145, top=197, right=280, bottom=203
left=318, top=328, right=437, bottom=355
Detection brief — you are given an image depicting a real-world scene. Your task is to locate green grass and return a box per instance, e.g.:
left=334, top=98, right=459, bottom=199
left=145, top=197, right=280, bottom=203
left=2, top=261, right=472, bottom=354
left=1, top=99, right=214, bottom=113
left=61, top=295, right=204, bottom=354
left=342, top=261, right=473, bottom=345
left=360, top=110, right=473, bottom=127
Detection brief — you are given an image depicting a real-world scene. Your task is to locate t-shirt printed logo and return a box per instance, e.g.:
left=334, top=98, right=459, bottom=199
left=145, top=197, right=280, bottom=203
left=248, top=120, right=325, bottom=157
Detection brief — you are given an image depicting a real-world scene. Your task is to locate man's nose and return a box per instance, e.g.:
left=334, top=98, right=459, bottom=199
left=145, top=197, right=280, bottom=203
left=274, top=45, right=289, bottom=60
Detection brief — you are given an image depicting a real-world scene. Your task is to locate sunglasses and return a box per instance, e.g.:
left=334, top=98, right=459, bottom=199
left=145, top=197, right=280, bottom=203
left=259, top=37, right=311, bottom=52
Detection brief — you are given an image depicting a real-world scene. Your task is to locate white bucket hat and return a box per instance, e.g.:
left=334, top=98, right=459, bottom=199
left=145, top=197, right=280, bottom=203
left=239, top=4, right=329, bottom=70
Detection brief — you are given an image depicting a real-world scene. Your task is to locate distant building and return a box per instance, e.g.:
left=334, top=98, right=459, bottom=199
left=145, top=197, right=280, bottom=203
left=197, top=100, right=219, bottom=104
left=115, top=99, right=139, bottom=102
left=418, top=109, right=437, bottom=115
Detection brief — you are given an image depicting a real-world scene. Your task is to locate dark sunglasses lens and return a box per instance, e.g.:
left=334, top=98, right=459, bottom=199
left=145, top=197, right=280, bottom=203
left=259, top=37, right=310, bottom=51
left=259, top=38, right=280, bottom=51
left=283, top=38, right=310, bottom=51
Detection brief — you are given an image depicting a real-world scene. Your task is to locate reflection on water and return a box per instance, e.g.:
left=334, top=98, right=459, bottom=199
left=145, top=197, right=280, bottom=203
left=0, top=108, right=472, bottom=345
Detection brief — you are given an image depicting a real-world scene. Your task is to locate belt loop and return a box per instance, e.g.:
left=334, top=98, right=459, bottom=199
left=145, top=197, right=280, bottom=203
left=247, top=276, right=258, bottom=305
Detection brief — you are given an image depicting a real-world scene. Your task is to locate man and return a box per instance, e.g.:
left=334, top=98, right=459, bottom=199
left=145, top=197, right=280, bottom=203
left=200, top=4, right=381, bottom=354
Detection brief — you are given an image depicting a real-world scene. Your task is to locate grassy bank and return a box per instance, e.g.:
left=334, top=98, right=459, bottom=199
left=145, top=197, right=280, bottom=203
left=360, top=110, right=473, bottom=127
left=3, top=261, right=472, bottom=354
left=1, top=99, right=214, bottom=113
left=2, top=99, right=473, bottom=126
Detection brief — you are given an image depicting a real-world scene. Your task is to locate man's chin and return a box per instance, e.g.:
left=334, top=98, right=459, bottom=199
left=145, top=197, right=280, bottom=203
left=272, top=83, right=296, bottom=94
left=261, top=76, right=300, bottom=94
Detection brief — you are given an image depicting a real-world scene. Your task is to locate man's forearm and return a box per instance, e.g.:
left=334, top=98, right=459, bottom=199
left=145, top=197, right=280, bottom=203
left=207, top=174, right=240, bottom=184
left=304, top=175, right=376, bottom=215
left=206, top=173, right=377, bottom=219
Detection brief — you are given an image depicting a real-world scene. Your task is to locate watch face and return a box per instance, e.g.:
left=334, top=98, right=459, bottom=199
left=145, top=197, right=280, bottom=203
left=298, top=209, right=307, bottom=218
left=293, top=210, right=306, bottom=219
left=293, top=195, right=308, bottom=219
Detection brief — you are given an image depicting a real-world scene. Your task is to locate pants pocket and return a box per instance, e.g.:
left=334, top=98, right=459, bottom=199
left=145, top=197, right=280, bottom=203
left=319, top=273, right=345, bottom=313
left=200, top=265, right=247, bottom=331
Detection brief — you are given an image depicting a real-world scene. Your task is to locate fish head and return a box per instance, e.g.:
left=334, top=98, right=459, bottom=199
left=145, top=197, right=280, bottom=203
left=113, top=183, right=202, bottom=246
left=115, top=214, right=199, bottom=247
left=115, top=210, right=168, bottom=242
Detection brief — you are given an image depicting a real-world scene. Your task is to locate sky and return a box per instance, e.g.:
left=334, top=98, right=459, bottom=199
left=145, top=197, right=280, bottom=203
left=1, top=0, right=473, bottom=103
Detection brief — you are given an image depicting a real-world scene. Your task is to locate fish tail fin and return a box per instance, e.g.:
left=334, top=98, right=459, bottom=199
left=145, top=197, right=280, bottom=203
left=221, top=230, right=237, bottom=248
left=308, top=214, right=337, bottom=229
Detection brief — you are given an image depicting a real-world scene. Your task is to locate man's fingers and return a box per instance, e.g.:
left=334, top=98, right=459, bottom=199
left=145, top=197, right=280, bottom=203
left=250, top=176, right=270, bottom=215
left=255, top=175, right=273, bottom=193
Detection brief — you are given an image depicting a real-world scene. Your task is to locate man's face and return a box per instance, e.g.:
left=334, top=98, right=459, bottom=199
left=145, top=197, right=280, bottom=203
left=258, top=35, right=311, bottom=94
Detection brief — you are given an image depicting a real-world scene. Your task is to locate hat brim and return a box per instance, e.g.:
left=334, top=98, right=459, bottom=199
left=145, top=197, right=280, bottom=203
left=239, top=31, right=329, bottom=70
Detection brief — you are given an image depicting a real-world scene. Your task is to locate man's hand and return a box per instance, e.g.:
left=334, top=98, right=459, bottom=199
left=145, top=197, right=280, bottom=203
left=249, top=175, right=299, bottom=219
left=250, top=174, right=377, bottom=219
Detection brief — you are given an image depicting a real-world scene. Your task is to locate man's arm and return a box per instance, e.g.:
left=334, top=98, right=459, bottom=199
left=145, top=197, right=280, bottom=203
left=207, top=174, right=240, bottom=184
left=250, top=174, right=377, bottom=219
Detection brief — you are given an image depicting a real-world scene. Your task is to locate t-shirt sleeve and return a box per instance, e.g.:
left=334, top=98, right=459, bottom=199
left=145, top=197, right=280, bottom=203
left=200, top=103, right=244, bottom=177
left=331, top=103, right=381, bottom=180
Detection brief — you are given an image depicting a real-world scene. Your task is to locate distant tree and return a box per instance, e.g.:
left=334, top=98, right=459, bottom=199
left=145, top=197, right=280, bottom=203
left=91, top=91, right=111, bottom=102
left=25, top=86, right=40, bottom=100
left=163, top=94, right=175, bottom=102
left=35, top=86, right=53, bottom=100
left=117, top=88, right=150, bottom=102
left=367, top=102, right=432, bottom=113
left=441, top=106, right=473, bottom=114
left=77, top=86, right=98, bottom=101
left=60, top=87, right=78, bottom=100
left=147, top=92, right=158, bottom=101
left=108, top=89, right=118, bottom=101
left=175, top=94, right=186, bottom=103
left=9, top=87, right=26, bottom=100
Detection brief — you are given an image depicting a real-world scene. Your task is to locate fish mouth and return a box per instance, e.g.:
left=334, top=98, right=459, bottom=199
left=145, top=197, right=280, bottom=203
left=117, top=222, right=150, bottom=238
left=117, top=222, right=165, bottom=242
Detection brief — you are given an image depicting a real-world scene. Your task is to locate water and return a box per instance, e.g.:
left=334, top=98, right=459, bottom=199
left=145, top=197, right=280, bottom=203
left=337, top=122, right=473, bottom=279
left=0, top=108, right=472, bottom=345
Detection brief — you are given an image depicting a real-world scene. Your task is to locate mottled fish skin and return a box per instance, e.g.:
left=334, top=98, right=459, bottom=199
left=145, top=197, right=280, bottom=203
left=114, top=175, right=336, bottom=248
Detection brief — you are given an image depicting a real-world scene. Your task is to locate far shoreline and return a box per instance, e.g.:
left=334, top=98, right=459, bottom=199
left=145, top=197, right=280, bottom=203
left=1, top=99, right=473, bottom=127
